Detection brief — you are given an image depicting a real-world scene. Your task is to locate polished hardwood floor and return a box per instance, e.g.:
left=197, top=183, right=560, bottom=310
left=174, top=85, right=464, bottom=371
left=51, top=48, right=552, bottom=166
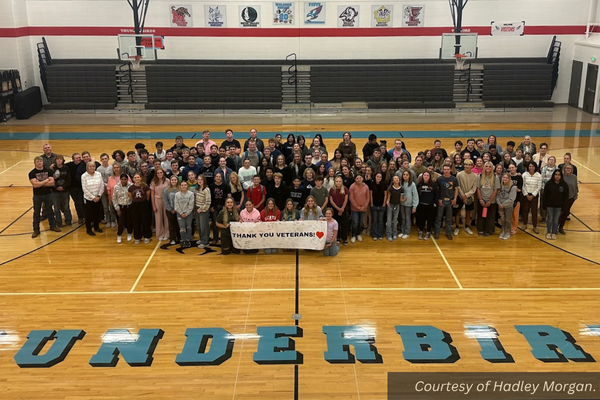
left=0, top=107, right=600, bottom=399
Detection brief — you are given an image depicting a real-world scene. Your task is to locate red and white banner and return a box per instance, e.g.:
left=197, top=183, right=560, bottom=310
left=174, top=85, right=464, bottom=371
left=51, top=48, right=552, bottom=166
left=230, top=221, right=327, bottom=250
left=491, top=21, right=525, bottom=36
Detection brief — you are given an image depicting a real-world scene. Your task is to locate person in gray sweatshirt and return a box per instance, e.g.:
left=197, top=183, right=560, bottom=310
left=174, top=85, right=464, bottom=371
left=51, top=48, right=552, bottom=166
left=496, top=173, right=517, bottom=240
left=174, top=181, right=195, bottom=248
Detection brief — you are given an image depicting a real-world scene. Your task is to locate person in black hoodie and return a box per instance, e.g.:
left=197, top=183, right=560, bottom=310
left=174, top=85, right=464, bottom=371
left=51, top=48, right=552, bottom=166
left=67, top=152, right=85, bottom=224
left=543, top=169, right=569, bottom=240
left=51, top=154, right=72, bottom=227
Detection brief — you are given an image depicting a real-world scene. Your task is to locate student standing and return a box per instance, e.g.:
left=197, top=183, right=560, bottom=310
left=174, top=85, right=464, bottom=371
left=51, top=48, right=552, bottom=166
left=399, top=170, right=418, bottom=239
left=128, top=173, right=152, bottom=244
left=558, top=164, right=578, bottom=235
left=174, top=181, right=195, bottom=248
left=476, top=162, right=500, bottom=237
left=349, top=175, right=369, bottom=243
left=163, top=175, right=181, bottom=245
left=386, top=175, right=404, bottom=241
left=328, top=176, right=349, bottom=245
left=520, top=162, right=542, bottom=234
left=416, top=171, right=436, bottom=240
left=195, top=175, right=212, bottom=248
left=434, top=165, right=459, bottom=241
left=113, top=173, right=133, bottom=243
left=544, top=169, right=569, bottom=240
left=370, top=172, right=387, bottom=241
left=51, top=154, right=73, bottom=227
left=150, top=168, right=169, bottom=241
left=496, top=173, right=517, bottom=240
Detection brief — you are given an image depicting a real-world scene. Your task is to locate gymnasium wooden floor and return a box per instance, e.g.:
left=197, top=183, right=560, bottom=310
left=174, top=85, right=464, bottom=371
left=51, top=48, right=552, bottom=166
left=1, top=106, right=600, bottom=399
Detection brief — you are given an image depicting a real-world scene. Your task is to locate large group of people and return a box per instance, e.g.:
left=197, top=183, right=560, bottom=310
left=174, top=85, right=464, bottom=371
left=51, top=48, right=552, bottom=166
left=29, top=130, right=580, bottom=254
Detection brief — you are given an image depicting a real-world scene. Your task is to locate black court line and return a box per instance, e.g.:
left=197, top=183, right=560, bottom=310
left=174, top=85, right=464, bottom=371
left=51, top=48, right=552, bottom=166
left=0, top=224, right=83, bottom=267
left=520, top=228, right=600, bottom=267
left=0, top=206, right=33, bottom=234
left=571, top=214, right=595, bottom=232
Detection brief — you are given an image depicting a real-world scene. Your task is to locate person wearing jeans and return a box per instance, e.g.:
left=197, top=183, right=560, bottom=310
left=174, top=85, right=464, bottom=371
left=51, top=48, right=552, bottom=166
left=174, top=181, right=195, bottom=248
left=370, top=172, right=387, bottom=241
left=349, top=174, right=369, bottom=243
left=520, top=162, right=542, bottom=234
left=543, top=169, right=569, bottom=240
left=195, top=175, right=212, bottom=248
left=434, top=165, right=459, bottom=240
left=558, top=164, right=578, bottom=236
left=386, top=175, right=404, bottom=241
left=399, top=170, right=418, bottom=239
left=29, top=156, right=61, bottom=238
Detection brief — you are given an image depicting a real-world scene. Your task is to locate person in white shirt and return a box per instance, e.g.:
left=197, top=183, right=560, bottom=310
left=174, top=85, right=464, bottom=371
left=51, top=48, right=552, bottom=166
left=81, top=162, right=106, bottom=236
left=238, top=158, right=257, bottom=190
left=520, top=162, right=542, bottom=234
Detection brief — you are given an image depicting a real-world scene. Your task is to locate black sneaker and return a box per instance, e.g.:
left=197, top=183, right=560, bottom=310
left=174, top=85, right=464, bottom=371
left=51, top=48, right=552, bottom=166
left=94, top=227, right=104, bottom=233
left=50, top=226, right=62, bottom=233
left=87, top=231, right=96, bottom=236
left=559, top=228, right=566, bottom=235
left=31, top=230, right=40, bottom=238
left=433, top=233, right=440, bottom=240
left=447, top=234, right=453, bottom=241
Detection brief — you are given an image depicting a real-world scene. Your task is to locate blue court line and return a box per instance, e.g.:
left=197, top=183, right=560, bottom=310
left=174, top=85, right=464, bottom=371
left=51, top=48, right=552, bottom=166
left=0, top=129, right=597, bottom=141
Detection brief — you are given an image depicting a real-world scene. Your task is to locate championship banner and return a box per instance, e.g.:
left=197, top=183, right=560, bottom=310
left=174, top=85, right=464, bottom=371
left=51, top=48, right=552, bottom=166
left=491, top=21, right=525, bottom=36
left=273, top=2, right=294, bottom=25
left=230, top=221, right=327, bottom=250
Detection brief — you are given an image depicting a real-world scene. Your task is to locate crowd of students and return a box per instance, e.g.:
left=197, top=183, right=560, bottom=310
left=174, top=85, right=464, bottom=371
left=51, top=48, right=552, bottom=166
left=29, top=130, right=579, bottom=255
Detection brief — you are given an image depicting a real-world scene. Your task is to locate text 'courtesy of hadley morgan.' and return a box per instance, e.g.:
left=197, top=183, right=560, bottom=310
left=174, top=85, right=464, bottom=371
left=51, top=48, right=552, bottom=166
left=388, top=373, right=600, bottom=400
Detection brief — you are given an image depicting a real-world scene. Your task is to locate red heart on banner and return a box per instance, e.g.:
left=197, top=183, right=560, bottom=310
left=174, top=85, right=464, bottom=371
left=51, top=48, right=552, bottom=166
left=316, top=231, right=324, bottom=239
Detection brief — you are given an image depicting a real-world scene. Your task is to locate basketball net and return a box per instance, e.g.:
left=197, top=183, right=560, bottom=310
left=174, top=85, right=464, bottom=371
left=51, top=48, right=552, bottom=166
left=454, top=54, right=467, bottom=70
left=129, top=55, right=142, bottom=70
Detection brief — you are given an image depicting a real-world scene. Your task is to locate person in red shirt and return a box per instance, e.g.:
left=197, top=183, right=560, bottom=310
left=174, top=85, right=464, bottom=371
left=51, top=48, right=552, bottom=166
left=261, top=197, right=281, bottom=254
left=246, top=175, right=266, bottom=211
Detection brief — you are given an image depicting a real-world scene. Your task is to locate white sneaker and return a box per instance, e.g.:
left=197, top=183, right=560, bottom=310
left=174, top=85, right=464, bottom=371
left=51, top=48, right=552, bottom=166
left=372, top=236, right=378, bottom=241
left=111, top=222, right=117, bottom=228
left=117, top=235, right=122, bottom=244
left=127, top=234, right=133, bottom=242
left=465, top=227, right=474, bottom=235
left=453, top=227, right=459, bottom=236
left=351, top=236, right=356, bottom=243
left=170, top=240, right=176, bottom=245
left=144, top=238, right=151, bottom=244
left=135, top=240, right=140, bottom=245
left=502, top=233, right=510, bottom=240
left=401, top=234, right=409, bottom=239
left=357, top=235, right=363, bottom=242
left=424, top=232, right=431, bottom=240
left=551, top=234, right=557, bottom=240
left=198, top=243, right=206, bottom=249
left=393, top=235, right=397, bottom=240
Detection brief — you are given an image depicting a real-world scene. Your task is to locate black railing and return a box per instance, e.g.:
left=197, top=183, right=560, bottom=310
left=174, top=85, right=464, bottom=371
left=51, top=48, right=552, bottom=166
left=547, top=35, right=561, bottom=96
left=286, top=53, right=298, bottom=103
left=118, top=60, right=135, bottom=103
left=36, top=37, right=52, bottom=99
left=458, top=60, right=473, bottom=101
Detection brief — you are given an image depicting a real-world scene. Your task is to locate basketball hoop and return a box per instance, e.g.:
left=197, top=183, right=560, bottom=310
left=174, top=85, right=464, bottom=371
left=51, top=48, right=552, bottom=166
left=454, top=53, right=468, bottom=70
left=129, top=55, right=142, bottom=70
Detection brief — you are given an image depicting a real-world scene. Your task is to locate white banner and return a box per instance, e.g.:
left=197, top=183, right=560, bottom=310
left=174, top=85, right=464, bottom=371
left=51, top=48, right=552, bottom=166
left=338, top=5, right=360, bottom=28
left=230, top=221, right=327, bottom=250
left=274, top=2, right=294, bottom=25
left=491, top=21, right=525, bottom=36
left=304, top=2, right=325, bottom=24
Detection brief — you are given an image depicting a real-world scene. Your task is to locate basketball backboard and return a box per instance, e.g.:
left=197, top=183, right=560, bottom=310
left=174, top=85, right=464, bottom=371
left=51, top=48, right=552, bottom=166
left=117, top=34, right=157, bottom=61
left=440, top=33, right=478, bottom=59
